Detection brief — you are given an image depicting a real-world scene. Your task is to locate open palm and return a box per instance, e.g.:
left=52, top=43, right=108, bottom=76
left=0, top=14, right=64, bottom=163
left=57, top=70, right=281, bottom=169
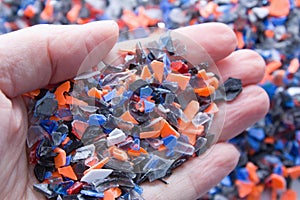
left=0, top=21, right=268, bottom=200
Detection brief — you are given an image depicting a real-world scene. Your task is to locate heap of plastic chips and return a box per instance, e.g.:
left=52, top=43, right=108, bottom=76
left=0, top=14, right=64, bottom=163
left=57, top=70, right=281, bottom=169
left=26, top=32, right=242, bottom=199
left=1, top=0, right=300, bottom=199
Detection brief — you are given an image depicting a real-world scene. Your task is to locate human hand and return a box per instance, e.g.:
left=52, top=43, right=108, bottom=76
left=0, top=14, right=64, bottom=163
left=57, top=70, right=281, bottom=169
left=0, top=21, right=268, bottom=200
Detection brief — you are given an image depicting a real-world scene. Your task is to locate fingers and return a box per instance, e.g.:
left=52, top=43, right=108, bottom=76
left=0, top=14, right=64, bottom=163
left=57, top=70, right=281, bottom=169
left=142, top=143, right=240, bottom=200
left=175, top=22, right=237, bottom=62
left=218, top=85, right=270, bottom=141
left=0, top=20, right=119, bottom=98
left=217, top=49, right=266, bottom=85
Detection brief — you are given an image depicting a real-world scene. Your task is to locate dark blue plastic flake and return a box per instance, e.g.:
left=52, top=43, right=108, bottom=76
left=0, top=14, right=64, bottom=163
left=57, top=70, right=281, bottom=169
left=273, top=164, right=283, bottom=175
left=53, top=180, right=74, bottom=195
left=140, top=86, right=153, bottom=98
left=88, top=114, right=107, bottom=126
left=80, top=190, right=104, bottom=198
left=248, top=128, right=265, bottom=141
left=40, top=120, right=58, bottom=134
left=236, top=168, right=249, bottom=182
left=162, top=135, right=177, bottom=149
left=247, top=136, right=261, bottom=151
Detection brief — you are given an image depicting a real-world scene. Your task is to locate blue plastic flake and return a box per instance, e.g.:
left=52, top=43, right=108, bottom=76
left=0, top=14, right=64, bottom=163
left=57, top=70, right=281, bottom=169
left=133, top=184, right=143, bottom=195
left=131, top=138, right=140, bottom=150
left=162, top=135, right=177, bottom=150
left=220, top=176, right=232, bottom=187
left=248, top=128, right=265, bottom=141
left=273, top=164, right=283, bottom=175
left=40, top=120, right=58, bottom=134
left=65, top=155, right=72, bottom=166
left=140, top=86, right=153, bottom=98
left=103, top=89, right=117, bottom=102
left=88, top=114, right=107, bottom=126
left=80, top=190, right=104, bottom=198
left=144, top=100, right=155, bottom=113
left=247, top=136, right=261, bottom=151
left=53, top=181, right=74, bottom=195
left=236, top=168, right=249, bottom=182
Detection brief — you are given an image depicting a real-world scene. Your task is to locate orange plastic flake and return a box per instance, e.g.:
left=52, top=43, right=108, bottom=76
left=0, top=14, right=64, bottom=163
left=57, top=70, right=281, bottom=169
left=266, top=61, right=282, bottom=74
left=65, top=95, right=88, bottom=106
left=111, top=146, right=129, bottom=161
left=264, top=137, right=275, bottom=144
left=110, top=188, right=122, bottom=198
left=128, top=147, right=148, bottom=157
left=246, top=162, right=259, bottom=184
left=265, top=29, right=275, bottom=38
left=181, top=131, right=197, bottom=145
left=141, top=65, right=152, bottom=80
left=197, top=69, right=209, bottom=80
left=235, top=180, right=255, bottom=198
left=24, top=5, right=35, bottom=18
left=23, top=89, right=41, bottom=98
left=166, top=73, right=191, bottom=90
left=104, top=188, right=115, bottom=200
left=160, top=121, right=180, bottom=138
left=67, top=1, right=81, bottom=23
left=199, top=1, right=218, bottom=18
left=53, top=148, right=66, bottom=168
left=268, top=173, right=286, bottom=189
left=268, top=0, right=290, bottom=17
left=140, top=130, right=161, bottom=139
left=104, top=188, right=122, bottom=200
left=183, top=100, right=200, bottom=121
left=151, top=60, right=165, bottom=83
left=296, top=0, right=300, bottom=7
left=40, top=0, right=53, bottom=21
left=58, top=166, right=78, bottom=180
left=281, top=189, right=297, bottom=200
left=120, top=111, right=139, bottom=124
left=84, top=157, right=110, bottom=175
left=206, top=77, right=219, bottom=89
left=54, top=81, right=71, bottom=106
left=287, top=166, right=300, bottom=179
left=88, top=87, right=103, bottom=99
left=288, top=58, right=299, bottom=74
left=61, top=137, right=71, bottom=146
left=236, top=31, right=245, bottom=49
left=180, top=123, right=204, bottom=136
left=194, top=86, right=215, bottom=97
left=247, top=185, right=264, bottom=200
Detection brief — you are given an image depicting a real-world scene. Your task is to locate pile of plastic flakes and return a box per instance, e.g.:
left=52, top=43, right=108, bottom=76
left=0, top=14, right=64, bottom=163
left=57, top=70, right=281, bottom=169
left=26, top=32, right=242, bottom=199
left=0, top=0, right=299, bottom=199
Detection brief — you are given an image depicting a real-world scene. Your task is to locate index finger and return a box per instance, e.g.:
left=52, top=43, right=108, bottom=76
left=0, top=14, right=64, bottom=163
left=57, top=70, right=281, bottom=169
left=0, top=20, right=119, bottom=98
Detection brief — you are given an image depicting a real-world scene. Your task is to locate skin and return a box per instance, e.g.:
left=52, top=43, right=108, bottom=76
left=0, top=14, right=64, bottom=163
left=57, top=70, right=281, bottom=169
left=0, top=21, right=269, bottom=200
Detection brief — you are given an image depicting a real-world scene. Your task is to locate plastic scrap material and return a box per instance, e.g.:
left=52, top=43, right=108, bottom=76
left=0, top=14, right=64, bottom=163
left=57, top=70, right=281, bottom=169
left=26, top=31, right=242, bottom=199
